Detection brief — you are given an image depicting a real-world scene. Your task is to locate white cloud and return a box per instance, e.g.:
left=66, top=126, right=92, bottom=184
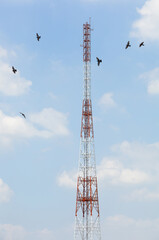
left=104, top=215, right=159, bottom=240
left=58, top=140, right=159, bottom=202
left=105, top=215, right=136, bottom=226
left=57, top=171, right=77, bottom=188
left=120, top=169, right=149, bottom=184
left=29, top=108, right=70, bottom=137
left=131, top=0, right=159, bottom=41
left=111, top=141, right=159, bottom=171
left=0, top=108, right=70, bottom=145
left=57, top=157, right=149, bottom=189
left=0, top=110, right=49, bottom=139
left=32, top=228, right=55, bottom=240
left=0, top=224, right=26, bottom=240
left=124, top=188, right=159, bottom=201
left=140, top=67, right=159, bottom=95
left=0, top=179, right=13, bottom=203
left=98, top=92, right=116, bottom=110
left=98, top=140, right=159, bottom=200
left=97, top=158, right=150, bottom=185
left=0, top=224, right=55, bottom=240
left=0, top=136, right=12, bottom=148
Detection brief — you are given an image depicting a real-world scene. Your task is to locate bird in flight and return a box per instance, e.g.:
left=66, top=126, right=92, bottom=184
left=19, top=112, right=26, bottom=119
left=125, top=41, right=131, bottom=49
left=96, top=57, right=102, bottom=66
left=139, top=42, right=144, bottom=47
left=36, top=33, right=41, bottom=41
left=12, top=66, right=17, bottom=74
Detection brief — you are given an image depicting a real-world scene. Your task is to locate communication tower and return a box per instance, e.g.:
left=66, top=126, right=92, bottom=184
left=74, top=19, right=101, bottom=240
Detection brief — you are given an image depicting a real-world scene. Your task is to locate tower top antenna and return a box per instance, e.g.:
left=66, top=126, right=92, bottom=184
left=83, top=21, right=91, bottom=62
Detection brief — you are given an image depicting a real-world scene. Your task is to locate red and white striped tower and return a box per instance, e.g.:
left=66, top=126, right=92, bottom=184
left=74, top=20, right=101, bottom=240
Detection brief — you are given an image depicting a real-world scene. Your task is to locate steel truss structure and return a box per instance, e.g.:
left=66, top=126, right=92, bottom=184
left=74, top=20, right=101, bottom=240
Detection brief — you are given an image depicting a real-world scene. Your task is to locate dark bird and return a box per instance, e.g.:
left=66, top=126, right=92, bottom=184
left=125, top=41, right=131, bottom=49
left=139, top=42, right=144, bottom=47
left=12, top=66, right=17, bottom=74
left=36, top=33, right=41, bottom=41
left=96, top=57, right=102, bottom=66
left=19, top=112, right=26, bottom=119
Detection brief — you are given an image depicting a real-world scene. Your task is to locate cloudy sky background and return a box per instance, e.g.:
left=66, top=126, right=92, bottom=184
left=1, top=0, right=159, bottom=239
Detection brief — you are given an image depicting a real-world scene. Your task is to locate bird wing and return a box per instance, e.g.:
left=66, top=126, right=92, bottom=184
left=19, top=112, right=26, bottom=118
left=140, top=42, right=144, bottom=46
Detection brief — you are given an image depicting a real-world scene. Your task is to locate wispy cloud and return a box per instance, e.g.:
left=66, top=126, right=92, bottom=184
left=0, top=224, right=55, bottom=240
left=131, top=0, right=159, bottom=41
left=140, top=67, right=159, bottom=95
left=29, top=108, right=70, bottom=137
left=104, top=215, right=159, bottom=240
left=98, top=92, right=116, bottom=110
left=0, top=179, right=13, bottom=203
left=111, top=141, right=159, bottom=167
left=0, top=46, right=7, bottom=58
left=57, top=171, right=77, bottom=188
left=124, top=188, right=159, bottom=201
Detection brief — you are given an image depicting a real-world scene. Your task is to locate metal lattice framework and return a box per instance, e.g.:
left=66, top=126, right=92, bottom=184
left=74, top=20, right=101, bottom=240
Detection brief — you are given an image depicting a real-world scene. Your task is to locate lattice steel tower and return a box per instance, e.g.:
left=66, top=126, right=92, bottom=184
left=74, top=20, right=101, bottom=240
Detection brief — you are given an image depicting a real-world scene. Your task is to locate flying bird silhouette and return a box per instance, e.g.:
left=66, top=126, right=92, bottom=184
left=19, top=112, right=26, bottom=119
left=139, top=42, right=144, bottom=47
left=96, top=57, right=102, bottom=66
left=12, top=66, right=17, bottom=74
left=125, top=41, right=131, bottom=49
left=36, top=33, right=41, bottom=41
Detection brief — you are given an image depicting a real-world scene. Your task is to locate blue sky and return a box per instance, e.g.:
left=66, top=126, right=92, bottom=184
left=1, top=0, right=159, bottom=239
